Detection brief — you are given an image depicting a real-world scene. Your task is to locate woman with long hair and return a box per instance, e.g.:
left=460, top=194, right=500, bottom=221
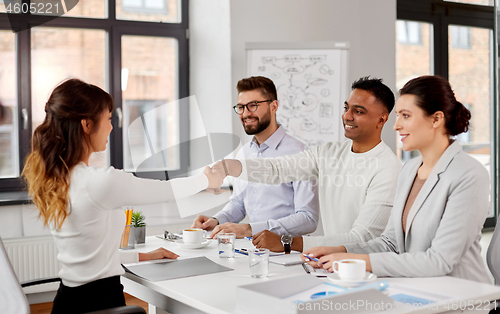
left=23, top=78, right=223, bottom=313
left=302, top=75, right=491, bottom=283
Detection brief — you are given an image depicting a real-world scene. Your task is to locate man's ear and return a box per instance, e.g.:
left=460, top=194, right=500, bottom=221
left=379, top=112, right=389, bottom=127
left=271, top=100, right=279, bottom=113
left=81, top=119, right=92, bottom=134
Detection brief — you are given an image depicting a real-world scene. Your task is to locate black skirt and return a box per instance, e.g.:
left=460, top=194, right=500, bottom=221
left=51, top=275, right=126, bottom=314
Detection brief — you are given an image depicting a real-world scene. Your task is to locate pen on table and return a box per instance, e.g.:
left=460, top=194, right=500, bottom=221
left=235, top=249, right=248, bottom=256
left=302, top=263, right=310, bottom=274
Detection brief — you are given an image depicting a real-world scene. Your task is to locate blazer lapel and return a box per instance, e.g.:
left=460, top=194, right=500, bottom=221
left=394, top=158, right=420, bottom=253
left=404, top=141, right=463, bottom=242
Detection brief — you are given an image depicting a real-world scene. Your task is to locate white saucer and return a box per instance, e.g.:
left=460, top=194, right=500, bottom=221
left=175, top=239, right=211, bottom=249
left=327, top=272, right=377, bottom=288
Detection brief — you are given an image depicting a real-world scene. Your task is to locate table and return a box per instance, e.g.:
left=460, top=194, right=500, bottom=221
left=122, top=236, right=500, bottom=314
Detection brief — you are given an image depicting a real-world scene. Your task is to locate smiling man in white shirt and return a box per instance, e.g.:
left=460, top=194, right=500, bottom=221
left=192, top=76, right=319, bottom=239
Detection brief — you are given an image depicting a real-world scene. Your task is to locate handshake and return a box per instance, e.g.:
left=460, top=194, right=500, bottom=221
left=202, top=159, right=243, bottom=195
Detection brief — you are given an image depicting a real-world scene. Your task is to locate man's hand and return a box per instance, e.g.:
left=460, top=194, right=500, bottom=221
left=212, top=159, right=243, bottom=177
left=138, top=248, right=179, bottom=261
left=253, top=231, right=304, bottom=252
left=192, top=215, right=218, bottom=230
left=210, top=222, right=252, bottom=239
left=252, top=230, right=285, bottom=252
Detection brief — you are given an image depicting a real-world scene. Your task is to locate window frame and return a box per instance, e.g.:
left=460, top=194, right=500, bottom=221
left=397, top=0, right=497, bottom=228
left=0, top=0, right=190, bottom=195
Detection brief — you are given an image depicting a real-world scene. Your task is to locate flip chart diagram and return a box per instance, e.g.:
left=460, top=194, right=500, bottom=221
left=246, top=42, right=349, bottom=147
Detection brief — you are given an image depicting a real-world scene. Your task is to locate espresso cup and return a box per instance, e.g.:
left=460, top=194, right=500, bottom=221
left=183, top=228, right=204, bottom=244
left=332, top=259, right=366, bottom=281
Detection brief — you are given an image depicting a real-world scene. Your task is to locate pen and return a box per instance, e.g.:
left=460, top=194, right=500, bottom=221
left=235, top=249, right=248, bottom=255
left=302, top=254, right=327, bottom=264
left=302, top=254, right=319, bottom=262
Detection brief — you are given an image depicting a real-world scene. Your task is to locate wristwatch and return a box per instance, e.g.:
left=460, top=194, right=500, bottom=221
left=281, top=235, right=293, bottom=254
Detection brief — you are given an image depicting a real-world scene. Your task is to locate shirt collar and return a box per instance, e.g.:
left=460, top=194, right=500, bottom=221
left=250, top=125, right=286, bottom=150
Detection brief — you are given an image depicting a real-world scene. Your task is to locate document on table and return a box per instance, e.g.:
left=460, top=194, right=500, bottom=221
left=282, top=282, right=345, bottom=302
left=386, top=284, right=453, bottom=305
left=269, top=252, right=304, bottom=266
left=123, top=256, right=233, bottom=281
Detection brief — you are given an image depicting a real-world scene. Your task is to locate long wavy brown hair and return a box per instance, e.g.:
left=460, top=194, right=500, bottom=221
left=22, top=79, right=114, bottom=230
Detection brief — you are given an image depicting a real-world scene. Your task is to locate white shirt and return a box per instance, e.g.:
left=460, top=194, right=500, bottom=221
left=52, top=163, right=208, bottom=287
left=239, top=140, right=401, bottom=250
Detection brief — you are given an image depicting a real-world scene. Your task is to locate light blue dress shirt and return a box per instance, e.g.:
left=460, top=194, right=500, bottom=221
left=213, top=125, right=319, bottom=236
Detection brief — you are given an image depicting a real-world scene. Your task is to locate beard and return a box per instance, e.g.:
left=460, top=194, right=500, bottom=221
left=242, top=110, right=272, bottom=135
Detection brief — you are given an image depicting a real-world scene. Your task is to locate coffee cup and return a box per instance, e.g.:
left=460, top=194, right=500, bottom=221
left=332, top=259, right=366, bottom=281
left=183, top=228, right=204, bottom=244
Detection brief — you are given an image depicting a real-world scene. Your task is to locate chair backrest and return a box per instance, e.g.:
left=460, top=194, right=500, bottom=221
left=0, top=236, right=30, bottom=314
left=487, top=224, right=500, bottom=285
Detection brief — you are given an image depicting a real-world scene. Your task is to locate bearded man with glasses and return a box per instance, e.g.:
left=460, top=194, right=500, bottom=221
left=192, top=76, right=319, bottom=244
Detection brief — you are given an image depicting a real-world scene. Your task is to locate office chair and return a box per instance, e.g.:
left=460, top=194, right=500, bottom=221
left=488, top=223, right=500, bottom=285
left=0, top=237, right=146, bottom=314
left=487, top=224, right=500, bottom=313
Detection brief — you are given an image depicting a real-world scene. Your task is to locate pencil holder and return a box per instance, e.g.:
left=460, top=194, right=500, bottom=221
left=119, top=224, right=136, bottom=250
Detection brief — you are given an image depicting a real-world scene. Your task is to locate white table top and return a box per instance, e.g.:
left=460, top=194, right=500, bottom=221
left=122, top=236, right=500, bottom=314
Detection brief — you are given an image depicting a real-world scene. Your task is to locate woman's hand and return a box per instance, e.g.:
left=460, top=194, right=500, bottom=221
left=302, top=246, right=338, bottom=261
left=301, top=246, right=346, bottom=267
left=138, top=248, right=179, bottom=261
left=203, top=166, right=224, bottom=193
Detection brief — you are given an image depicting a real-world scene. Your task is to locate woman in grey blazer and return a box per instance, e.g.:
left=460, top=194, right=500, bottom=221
left=303, top=75, right=491, bottom=283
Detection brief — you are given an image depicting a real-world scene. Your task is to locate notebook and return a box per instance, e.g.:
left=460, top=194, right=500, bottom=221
left=123, top=256, right=233, bottom=281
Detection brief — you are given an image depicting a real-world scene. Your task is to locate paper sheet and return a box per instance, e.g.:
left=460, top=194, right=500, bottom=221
left=269, top=253, right=305, bottom=266
left=386, top=284, right=453, bottom=306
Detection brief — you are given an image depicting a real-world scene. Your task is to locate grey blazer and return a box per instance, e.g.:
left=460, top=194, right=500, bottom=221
left=345, top=141, right=491, bottom=283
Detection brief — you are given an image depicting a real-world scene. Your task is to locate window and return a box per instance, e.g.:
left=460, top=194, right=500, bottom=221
left=396, top=20, right=433, bottom=161
left=117, top=0, right=179, bottom=22
left=445, top=0, right=494, bottom=5
left=0, top=31, right=17, bottom=179
left=0, top=0, right=188, bottom=194
left=450, top=25, right=471, bottom=48
left=397, top=0, right=496, bottom=227
left=123, top=0, right=167, bottom=12
left=397, top=20, right=422, bottom=44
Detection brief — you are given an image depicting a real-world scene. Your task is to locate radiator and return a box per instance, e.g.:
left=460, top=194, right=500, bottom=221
left=4, top=236, right=61, bottom=283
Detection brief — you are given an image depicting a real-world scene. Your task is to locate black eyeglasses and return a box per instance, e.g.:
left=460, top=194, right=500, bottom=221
left=233, top=100, right=272, bottom=114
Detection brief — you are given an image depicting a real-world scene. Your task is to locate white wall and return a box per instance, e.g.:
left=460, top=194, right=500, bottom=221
left=229, top=0, right=397, bottom=150
left=188, top=0, right=232, bottom=141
